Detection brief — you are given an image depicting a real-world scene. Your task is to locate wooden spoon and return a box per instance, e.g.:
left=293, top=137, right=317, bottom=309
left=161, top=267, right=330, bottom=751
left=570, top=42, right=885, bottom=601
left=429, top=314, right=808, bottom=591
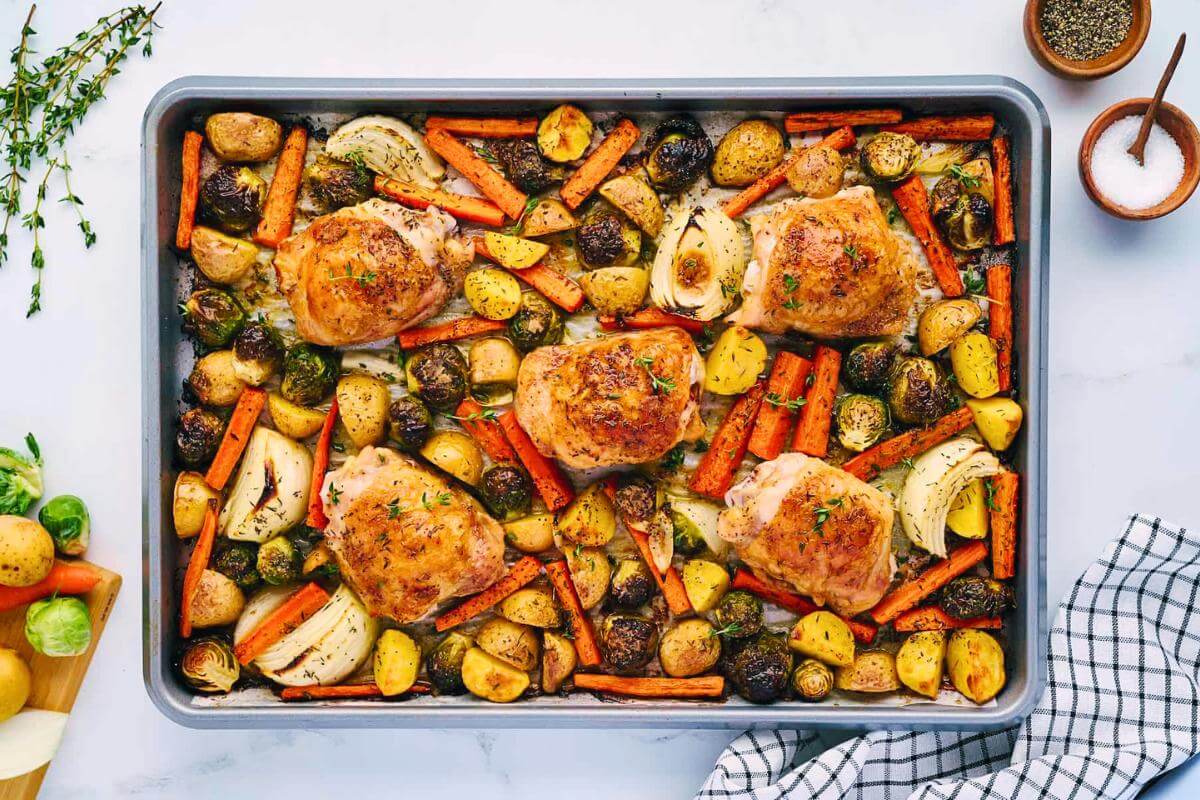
left=1128, top=33, right=1187, bottom=165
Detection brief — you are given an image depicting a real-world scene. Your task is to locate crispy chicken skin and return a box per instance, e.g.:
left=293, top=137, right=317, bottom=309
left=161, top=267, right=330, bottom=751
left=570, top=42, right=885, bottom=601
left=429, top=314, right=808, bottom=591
left=273, top=199, right=472, bottom=346
left=321, top=446, right=505, bottom=622
left=514, top=327, right=706, bottom=469
left=727, top=186, right=917, bottom=338
left=718, top=453, right=895, bottom=616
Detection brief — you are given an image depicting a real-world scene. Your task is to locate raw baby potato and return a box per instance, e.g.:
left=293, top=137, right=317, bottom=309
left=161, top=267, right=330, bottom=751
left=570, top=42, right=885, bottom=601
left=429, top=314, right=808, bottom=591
left=503, top=513, right=555, bottom=553
left=499, top=587, right=561, bottom=628
left=172, top=471, right=219, bottom=539
left=705, top=325, right=768, bottom=395
left=267, top=392, right=329, bottom=439
left=917, top=298, right=981, bottom=356
left=204, top=112, right=283, bottom=163
left=0, top=515, right=54, bottom=588
left=966, top=398, right=1024, bottom=451
left=336, top=374, right=390, bottom=447
left=658, top=618, right=721, bottom=677
left=374, top=629, right=421, bottom=696
left=946, top=629, right=1006, bottom=703
left=476, top=618, right=540, bottom=671
left=681, top=559, right=730, bottom=613
left=462, top=646, right=529, bottom=703
left=711, top=119, right=786, bottom=187
left=541, top=630, right=576, bottom=693
left=578, top=267, right=649, bottom=316
left=896, top=630, right=947, bottom=698
left=789, top=610, right=855, bottom=667
left=0, top=648, right=31, bottom=723
left=834, top=650, right=900, bottom=693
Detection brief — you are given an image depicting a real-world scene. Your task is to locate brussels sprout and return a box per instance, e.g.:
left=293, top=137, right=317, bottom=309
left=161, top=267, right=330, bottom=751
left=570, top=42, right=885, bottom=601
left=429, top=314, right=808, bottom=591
left=388, top=395, right=434, bottom=452
left=835, top=394, right=891, bottom=453
left=24, top=596, right=91, bottom=657
left=507, top=293, right=564, bottom=352
left=200, top=165, right=267, bottom=233
left=256, top=535, right=300, bottom=586
left=792, top=657, right=834, bottom=702
left=941, top=576, right=1015, bottom=619
left=670, top=507, right=707, bottom=557
left=175, top=408, right=225, bottom=467
left=612, top=474, right=659, bottom=527
left=405, top=344, right=469, bottom=411
left=609, top=559, right=655, bottom=609
left=280, top=343, right=340, bottom=406
left=231, top=322, right=284, bottom=386
left=490, top=138, right=560, bottom=194
left=303, top=154, right=373, bottom=213
left=181, top=288, right=246, bottom=348
left=428, top=632, right=472, bottom=695
left=644, top=116, right=714, bottom=193
left=844, top=341, right=898, bottom=393
left=931, top=176, right=994, bottom=251
left=480, top=464, right=533, bottom=521
left=725, top=631, right=792, bottom=704
left=0, top=435, right=42, bottom=516
left=577, top=210, right=640, bottom=269
left=212, top=539, right=261, bottom=589
left=600, top=614, right=659, bottom=673
left=37, top=495, right=90, bottom=556
left=860, top=132, right=922, bottom=182
left=180, top=636, right=240, bottom=694
left=888, top=356, right=954, bottom=426
left=714, top=590, right=763, bottom=640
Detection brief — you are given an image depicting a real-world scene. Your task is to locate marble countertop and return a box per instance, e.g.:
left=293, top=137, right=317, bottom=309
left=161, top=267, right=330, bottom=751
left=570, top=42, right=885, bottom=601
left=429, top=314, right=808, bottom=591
left=0, top=0, right=1197, bottom=796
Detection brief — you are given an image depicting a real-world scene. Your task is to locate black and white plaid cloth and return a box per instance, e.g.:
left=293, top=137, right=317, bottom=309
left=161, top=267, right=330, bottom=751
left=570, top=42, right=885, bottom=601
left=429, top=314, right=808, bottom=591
left=697, top=515, right=1200, bottom=800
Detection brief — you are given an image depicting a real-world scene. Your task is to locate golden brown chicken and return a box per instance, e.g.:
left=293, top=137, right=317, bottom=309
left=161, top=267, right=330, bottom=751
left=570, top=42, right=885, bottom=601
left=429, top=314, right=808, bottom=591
left=717, top=453, right=895, bottom=616
left=727, top=186, right=917, bottom=338
left=514, top=327, right=705, bottom=469
left=320, top=446, right=505, bottom=622
left=273, top=199, right=472, bottom=346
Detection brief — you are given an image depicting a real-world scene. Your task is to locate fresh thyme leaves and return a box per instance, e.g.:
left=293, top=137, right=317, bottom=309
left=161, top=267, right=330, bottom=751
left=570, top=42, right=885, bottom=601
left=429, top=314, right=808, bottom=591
left=843, top=244, right=859, bottom=260
left=962, top=268, right=986, bottom=296
left=984, top=479, right=998, bottom=511
left=328, top=485, right=342, bottom=505
left=23, top=432, right=40, bottom=463
left=949, top=163, right=981, bottom=189
left=709, top=621, right=743, bottom=638
left=421, top=491, right=452, bottom=511
left=505, top=196, right=538, bottom=236
left=900, top=456, right=915, bottom=470
left=811, top=496, right=844, bottom=535
left=327, top=264, right=377, bottom=286
left=782, top=274, right=799, bottom=293
left=633, top=355, right=676, bottom=395
left=661, top=443, right=686, bottom=472
left=887, top=206, right=899, bottom=225
left=765, top=392, right=806, bottom=412
left=449, top=408, right=499, bottom=423
left=343, top=148, right=370, bottom=181
left=386, top=498, right=405, bottom=519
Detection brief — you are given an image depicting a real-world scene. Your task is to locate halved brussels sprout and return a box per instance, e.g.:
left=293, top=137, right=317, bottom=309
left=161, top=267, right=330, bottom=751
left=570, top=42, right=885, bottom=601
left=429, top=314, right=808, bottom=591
left=182, top=288, right=246, bottom=348
left=200, top=165, right=267, bottom=233
left=256, top=535, right=300, bottom=586
left=860, top=132, right=922, bottom=182
left=303, top=154, right=374, bottom=213
left=180, top=636, right=240, bottom=694
left=280, top=344, right=340, bottom=407
left=941, top=576, right=1014, bottom=619
left=175, top=408, right=224, bottom=467
left=406, top=343, right=469, bottom=411
left=644, top=116, right=714, bottom=193
left=835, top=394, right=891, bottom=452
left=609, top=559, right=655, bottom=609
left=212, top=539, right=261, bottom=589
left=714, top=590, right=763, bottom=640
left=931, top=175, right=994, bottom=251
left=428, top=632, right=472, bottom=695
left=612, top=474, right=660, bottom=527
left=231, top=321, right=284, bottom=386
left=507, top=293, right=563, bottom=352
left=887, top=356, right=953, bottom=426
left=650, top=206, right=745, bottom=322
left=792, top=658, right=834, bottom=702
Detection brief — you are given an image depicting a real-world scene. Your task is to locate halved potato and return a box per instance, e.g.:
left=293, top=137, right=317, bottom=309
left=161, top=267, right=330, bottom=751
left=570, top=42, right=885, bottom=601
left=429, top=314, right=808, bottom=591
left=190, top=226, right=259, bottom=285
left=578, top=267, right=649, bottom=316
left=503, top=513, right=555, bottom=553
left=541, top=630, right=577, bottom=693
left=537, top=104, right=593, bottom=162
left=476, top=618, right=539, bottom=671
left=464, top=268, right=523, bottom=320
left=834, top=650, right=900, bottom=693
left=373, top=629, right=421, bottom=696
left=336, top=374, right=390, bottom=448
left=482, top=232, right=549, bottom=269
left=896, top=630, right=947, bottom=699
left=704, top=325, right=767, bottom=395
left=946, top=478, right=989, bottom=539
left=556, top=483, right=617, bottom=547
left=173, top=471, right=219, bottom=539
left=420, top=430, right=484, bottom=486
left=950, top=332, right=1000, bottom=398
left=499, top=587, right=561, bottom=628
left=187, top=351, right=246, bottom=407
left=599, top=174, right=664, bottom=236
left=789, top=611, right=855, bottom=667
left=681, top=559, right=729, bottom=613
left=917, top=299, right=982, bottom=356
left=563, top=545, right=611, bottom=610
left=521, top=198, right=577, bottom=238
left=462, top=646, right=529, bottom=703
left=267, top=392, right=328, bottom=439
left=966, top=398, right=1023, bottom=451
left=946, top=629, right=1005, bottom=704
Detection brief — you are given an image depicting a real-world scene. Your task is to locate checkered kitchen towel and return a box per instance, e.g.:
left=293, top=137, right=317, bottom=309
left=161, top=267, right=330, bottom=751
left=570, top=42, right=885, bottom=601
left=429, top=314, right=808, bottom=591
left=697, top=515, right=1200, bottom=800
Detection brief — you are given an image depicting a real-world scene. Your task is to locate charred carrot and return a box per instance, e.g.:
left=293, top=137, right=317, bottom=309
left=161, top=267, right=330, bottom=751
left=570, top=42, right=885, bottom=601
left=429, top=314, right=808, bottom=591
left=990, top=471, right=1020, bottom=580
left=544, top=559, right=603, bottom=667
left=280, top=682, right=432, bottom=701
left=434, top=556, right=543, bottom=632
left=560, top=118, right=640, bottom=210
left=424, top=128, right=528, bottom=219
left=721, top=126, right=856, bottom=218
left=425, top=116, right=538, bottom=138
left=879, top=114, right=996, bottom=142
left=748, top=352, right=812, bottom=461
left=731, top=569, right=877, bottom=644
left=0, top=561, right=102, bottom=613
left=396, top=316, right=508, bottom=350
left=510, top=263, right=585, bottom=312
left=234, top=582, right=332, bottom=664
left=784, top=108, right=903, bottom=134
left=842, top=406, right=975, bottom=480
left=892, top=175, right=964, bottom=297
left=597, top=307, right=707, bottom=336
left=204, top=387, right=266, bottom=491
left=869, top=541, right=989, bottom=624
left=497, top=410, right=575, bottom=511
left=174, top=131, right=203, bottom=250
left=374, top=175, right=506, bottom=227
left=690, top=381, right=767, bottom=500
left=454, top=398, right=517, bottom=462
left=790, top=345, right=841, bottom=457
left=629, top=528, right=692, bottom=616
left=305, top=399, right=339, bottom=530
left=179, top=500, right=219, bottom=638
left=987, top=264, right=1014, bottom=392
left=892, top=606, right=1002, bottom=632
left=253, top=125, right=308, bottom=248
left=991, top=135, right=1015, bottom=245
left=573, top=673, right=725, bottom=699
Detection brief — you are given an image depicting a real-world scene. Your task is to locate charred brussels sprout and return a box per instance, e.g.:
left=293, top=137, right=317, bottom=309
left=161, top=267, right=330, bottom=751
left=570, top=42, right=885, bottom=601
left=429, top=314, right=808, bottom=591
left=490, top=138, right=559, bottom=194
left=860, top=132, right=921, bottom=182
left=175, top=408, right=224, bottom=467
left=792, top=657, right=834, bottom=702
left=577, top=213, right=627, bottom=267
left=405, top=344, right=469, bottom=411
left=726, top=632, right=792, bottom=704
left=303, top=154, right=373, bottom=213
left=479, top=464, right=533, bottom=521
left=645, top=116, right=714, bottom=193
left=182, top=288, right=246, bottom=348
left=428, top=632, right=472, bottom=695
left=200, top=165, right=267, bottom=233
left=671, top=507, right=708, bottom=557
left=931, top=176, right=994, bottom=251
left=612, top=474, right=659, bottom=527
left=256, top=535, right=300, bottom=586
left=387, top=395, right=433, bottom=452
left=231, top=322, right=284, bottom=386
left=941, top=576, right=1015, bottom=619
left=609, top=559, right=655, bottom=609
left=180, top=636, right=240, bottom=694
left=212, top=540, right=261, bottom=589
left=507, top=293, right=564, bottom=352
left=280, top=344, right=339, bottom=406
left=714, top=590, right=763, bottom=640
left=888, top=356, right=953, bottom=426
left=600, top=614, right=659, bottom=673
left=844, top=341, right=898, bottom=393
left=835, top=394, right=891, bottom=452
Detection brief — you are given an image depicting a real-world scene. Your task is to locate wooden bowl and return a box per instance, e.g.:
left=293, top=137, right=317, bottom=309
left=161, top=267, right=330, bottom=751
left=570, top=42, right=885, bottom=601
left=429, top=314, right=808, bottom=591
left=1024, top=0, right=1151, bottom=80
left=1078, top=98, right=1200, bottom=220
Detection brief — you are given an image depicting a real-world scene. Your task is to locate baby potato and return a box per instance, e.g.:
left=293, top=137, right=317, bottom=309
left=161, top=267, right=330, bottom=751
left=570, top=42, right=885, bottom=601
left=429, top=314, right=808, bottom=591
left=950, top=332, right=1000, bottom=398
left=681, top=559, right=729, bottom=613
left=704, top=325, right=767, bottom=395
left=834, top=650, right=901, bottom=693
left=0, top=516, right=54, bottom=588
left=336, top=374, right=390, bottom=448
left=564, top=545, right=611, bottom=610
left=599, top=175, right=664, bottom=236
left=503, top=513, right=555, bottom=553
left=188, top=350, right=247, bottom=407
left=578, top=267, right=649, bottom=316
left=789, top=611, right=855, bottom=667
left=420, top=430, right=484, bottom=486
left=946, top=629, right=1006, bottom=704
left=190, top=226, right=259, bottom=285
left=267, top=392, right=328, bottom=439
left=204, top=112, right=283, bottom=163
left=658, top=618, right=721, bottom=677
left=0, top=647, right=31, bottom=723
left=946, top=479, right=989, bottom=539
left=499, top=587, right=561, bottom=628
left=374, top=629, right=421, bottom=696
left=896, top=630, right=947, bottom=699
left=172, top=471, right=220, bottom=539
left=464, top=268, right=523, bottom=320
left=917, top=298, right=982, bottom=356
left=556, top=482, right=617, bottom=547
left=189, top=569, right=246, bottom=629
left=520, top=198, right=577, bottom=238
left=537, top=104, right=593, bottom=163
left=476, top=618, right=540, bottom=671
left=462, top=646, right=530, bottom=703
left=966, top=398, right=1024, bottom=451
left=541, top=630, right=577, bottom=693
left=785, top=144, right=844, bottom=199
left=482, top=232, right=549, bottom=269
left=711, top=119, right=785, bottom=187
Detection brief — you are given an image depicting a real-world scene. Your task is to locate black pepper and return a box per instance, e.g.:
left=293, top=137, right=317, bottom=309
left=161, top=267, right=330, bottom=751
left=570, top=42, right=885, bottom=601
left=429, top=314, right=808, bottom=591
left=1039, top=0, right=1133, bottom=62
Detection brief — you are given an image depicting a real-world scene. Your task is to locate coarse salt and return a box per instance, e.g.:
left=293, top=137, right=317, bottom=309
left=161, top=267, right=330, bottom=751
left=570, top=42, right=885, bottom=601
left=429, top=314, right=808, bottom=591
left=1090, top=114, right=1185, bottom=210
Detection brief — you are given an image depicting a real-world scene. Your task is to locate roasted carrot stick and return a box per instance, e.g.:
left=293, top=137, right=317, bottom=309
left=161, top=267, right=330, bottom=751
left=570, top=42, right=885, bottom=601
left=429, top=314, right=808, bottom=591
left=497, top=410, right=575, bottom=511
left=783, top=108, right=903, bottom=133
left=879, top=114, right=996, bottom=142
left=425, top=116, right=538, bottom=138
left=989, top=471, right=1020, bottom=580
left=234, top=582, right=332, bottom=664
left=374, top=175, right=506, bottom=227
left=892, top=606, right=1002, bottom=632
left=434, top=556, right=543, bottom=632
left=991, top=135, right=1015, bottom=245
left=842, top=406, right=975, bottom=480
left=179, top=500, right=218, bottom=638
left=573, top=673, right=725, bottom=699
left=280, top=682, right=432, bottom=701
left=869, top=541, right=989, bottom=624
left=204, top=387, right=266, bottom=491
left=175, top=131, right=203, bottom=250
left=253, top=125, right=308, bottom=248
left=597, top=307, right=707, bottom=336
left=510, top=264, right=585, bottom=312
left=987, top=263, right=1014, bottom=392
left=790, top=345, right=841, bottom=457
left=690, top=381, right=767, bottom=500
left=560, top=118, right=640, bottom=210
left=892, top=175, right=964, bottom=297
left=424, top=128, right=528, bottom=219
left=629, top=528, right=693, bottom=616
left=396, top=316, right=508, bottom=350
left=305, top=399, right=339, bottom=530
left=731, top=569, right=877, bottom=644
left=721, top=126, right=856, bottom=218
left=0, top=561, right=102, bottom=613
left=748, top=352, right=812, bottom=461
left=453, top=398, right=517, bottom=463
left=544, top=559, right=603, bottom=667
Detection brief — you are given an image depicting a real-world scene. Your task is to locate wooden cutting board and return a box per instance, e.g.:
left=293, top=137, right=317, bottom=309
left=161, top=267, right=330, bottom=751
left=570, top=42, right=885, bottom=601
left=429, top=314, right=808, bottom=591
left=0, top=562, right=121, bottom=800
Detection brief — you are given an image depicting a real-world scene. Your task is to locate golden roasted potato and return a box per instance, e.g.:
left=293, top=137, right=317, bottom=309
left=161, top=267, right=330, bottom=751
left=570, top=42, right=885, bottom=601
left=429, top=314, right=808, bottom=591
left=374, top=629, right=421, bottom=696
left=420, top=430, right=484, bottom=486
left=785, top=144, right=844, bottom=199
left=521, top=198, right=577, bottom=238
left=896, top=630, right=947, bottom=698
left=537, top=104, right=593, bottom=162
left=464, top=268, right=523, bottom=321
left=704, top=325, right=768, bottom=395
left=0, top=647, right=30, bottom=723
left=335, top=374, right=390, bottom=448
left=966, top=398, right=1024, bottom=451
left=469, top=337, right=521, bottom=389
left=204, top=112, right=283, bottom=162
left=541, top=630, right=577, bottom=693
left=190, top=569, right=245, bottom=629
left=462, top=646, right=530, bottom=703
left=564, top=545, right=611, bottom=610
left=482, top=232, right=549, bottom=269
left=0, top=516, right=54, bottom=588
left=599, top=175, right=664, bottom=236
left=503, top=513, right=555, bottom=553
left=950, top=332, right=1000, bottom=398
left=499, top=587, right=561, bottom=628
left=578, top=267, right=649, bottom=316
left=789, top=611, right=855, bottom=667
left=556, top=483, right=617, bottom=546
left=834, top=650, right=901, bottom=693
left=681, top=559, right=729, bottom=613
left=190, top=226, right=259, bottom=285
left=267, top=392, right=328, bottom=439
left=946, top=629, right=1006, bottom=704
left=658, top=618, right=721, bottom=677
left=711, top=119, right=785, bottom=187
left=946, top=479, right=989, bottom=539
left=172, top=471, right=219, bottom=539
left=476, top=618, right=540, bottom=671
left=917, top=298, right=982, bottom=356
left=187, top=351, right=247, bottom=407
left=302, top=543, right=336, bottom=577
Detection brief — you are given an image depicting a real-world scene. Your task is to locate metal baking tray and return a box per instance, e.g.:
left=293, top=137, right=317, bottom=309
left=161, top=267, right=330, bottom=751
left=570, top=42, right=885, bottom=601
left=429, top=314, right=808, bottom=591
left=141, top=76, right=1049, bottom=729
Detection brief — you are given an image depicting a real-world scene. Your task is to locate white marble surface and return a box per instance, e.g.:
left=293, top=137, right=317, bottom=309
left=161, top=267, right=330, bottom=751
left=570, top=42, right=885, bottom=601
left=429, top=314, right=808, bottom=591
left=0, top=0, right=1198, bottom=796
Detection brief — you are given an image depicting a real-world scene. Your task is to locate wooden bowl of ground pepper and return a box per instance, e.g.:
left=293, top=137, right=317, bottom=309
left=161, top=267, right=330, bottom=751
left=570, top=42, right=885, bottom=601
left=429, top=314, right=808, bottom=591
left=1024, top=0, right=1151, bottom=80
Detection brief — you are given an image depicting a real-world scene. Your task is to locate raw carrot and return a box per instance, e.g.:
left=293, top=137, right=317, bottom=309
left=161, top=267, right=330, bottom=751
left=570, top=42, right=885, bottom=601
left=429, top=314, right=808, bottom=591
left=731, top=569, right=877, bottom=644
left=690, top=381, right=767, bottom=500
left=396, top=316, right=508, bottom=350
left=305, top=399, right=339, bottom=530
left=790, top=345, right=841, bottom=457
left=879, top=114, right=996, bottom=142
left=497, top=410, right=575, bottom=511
left=0, top=561, right=102, bottom=613
left=453, top=398, right=517, bottom=462
left=280, top=682, right=432, bottom=701
left=374, top=175, right=506, bottom=227
left=560, top=118, right=641, bottom=210
left=434, top=556, right=543, bottom=632
left=179, top=500, right=218, bottom=638
left=424, top=128, right=528, bottom=219
left=721, top=126, right=856, bottom=218
left=783, top=108, right=903, bottom=134
left=990, top=471, right=1020, bottom=580
left=991, top=135, right=1015, bottom=245
left=425, top=116, right=538, bottom=138
left=597, top=307, right=707, bottom=336
left=544, top=559, right=603, bottom=667
left=892, top=175, right=964, bottom=297
left=174, top=131, right=203, bottom=250
left=892, top=606, right=1002, bottom=632
left=204, top=387, right=266, bottom=491
left=748, top=352, right=812, bottom=461
left=842, top=406, right=975, bottom=480
left=869, top=541, right=989, bottom=624
left=629, top=528, right=692, bottom=616
left=253, top=125, right=308, bottom=248
left=234, top=582, right=332, bottom=665
left=573, top=673, right=725, bottom=699
left=510, top=263, right=585, bottom=312
left=987, top=263, right=1014, bottom=393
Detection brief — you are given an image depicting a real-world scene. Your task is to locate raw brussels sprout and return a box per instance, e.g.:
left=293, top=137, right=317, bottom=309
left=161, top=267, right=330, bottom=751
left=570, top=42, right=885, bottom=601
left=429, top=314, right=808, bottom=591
left=612, top=474, right=659, bottom=527
left=844, top=341, right=898, bottom=393
left=713, top=590, right=763, bottom=640
left=644, top=116, right=714, bottom=193
left=834, top=394, right=891, bottom=452
left=887, top=356, right=953, bottom=426
left=609, top=558, right=655, bottom=609
left=860, top=132, right=921, bottom=182
left=175, top=408, right=225, bottom=467
left=792, top=657, right=834, bottom=702
left=182, top=288, right=246, bottom=348
left=931, top=176, right=994, bottom=251
left=24, top=596, right=91, bottom=657
left=599, top=614, right=659, bottom=673
left=256, top=535, right=300, bottom=585
left=428, top=632, right=472, bottom=695
left=180, top=636, right=240, bottom=694
left=37, top=495, right=90, bottom=556
left=200, top=165, right=267, bottom=233
left=388, top=395, right=434, bottom=452
left=231, top=322, right=284, bottom=386
left=479, top=464, right=533, bottom=521
left=507, top=293, right=564, bottom=352
left=941, top=576, right=1015, bottom=619
left=280, top=343, right=340, bottom=406
left=212, top=539, right=261, bottom=589
left=725, top=631, right=792, bottom=704
left=303, top=154, right=373, bottom=213
left=0, top=436, right=43, bottom=516
left=670, top=507, right=708, bottom=557
left=405, top=343, right=469, bottom=411
left=490, top=138, right=560, bottom=194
